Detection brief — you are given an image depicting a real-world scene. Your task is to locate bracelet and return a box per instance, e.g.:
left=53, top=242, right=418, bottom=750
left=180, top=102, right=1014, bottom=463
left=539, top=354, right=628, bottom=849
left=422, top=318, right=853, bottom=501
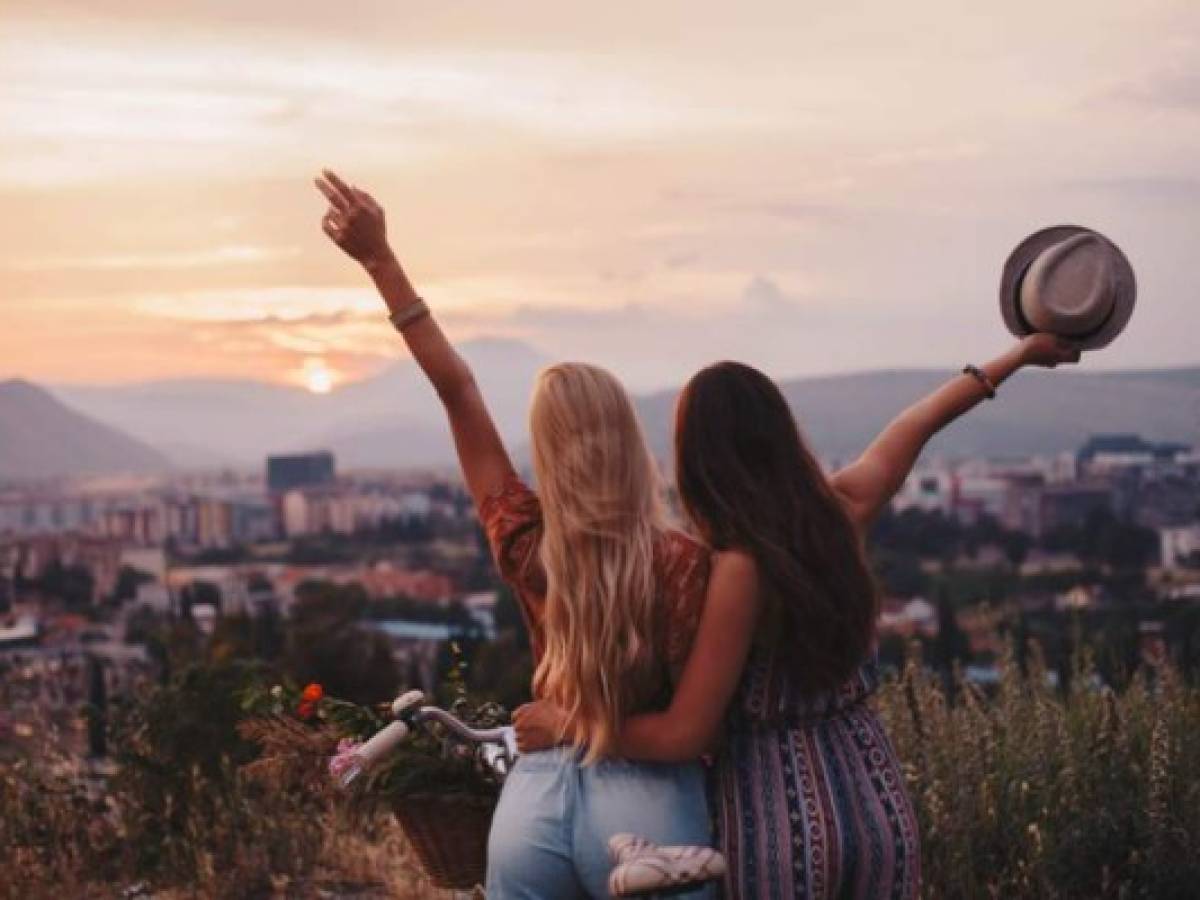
left=388, top=299, right=431, bottom=332
left=962, top=364, right=997, bottom=399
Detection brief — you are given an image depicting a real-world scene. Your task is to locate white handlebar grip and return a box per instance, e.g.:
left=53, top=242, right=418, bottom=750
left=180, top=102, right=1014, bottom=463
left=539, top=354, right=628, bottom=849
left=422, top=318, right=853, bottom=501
left=356, top=720, right=411, bottom=770
left=391, top=689, right=426, bottom=717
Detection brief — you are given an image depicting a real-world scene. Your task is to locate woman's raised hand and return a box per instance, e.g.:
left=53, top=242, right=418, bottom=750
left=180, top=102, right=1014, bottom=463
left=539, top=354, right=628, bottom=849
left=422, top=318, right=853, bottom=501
left=1019, top=333, right=1083, bottom=369
left=314, top=169, right=392, bottom=270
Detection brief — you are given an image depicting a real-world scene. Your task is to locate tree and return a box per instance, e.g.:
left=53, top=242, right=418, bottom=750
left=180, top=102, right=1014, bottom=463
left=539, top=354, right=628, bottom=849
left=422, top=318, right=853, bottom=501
left=929, top=589, right=970, bottom=677
left=86, top=655, right=108, bottom=758
left=492, top=585, right=531, bottom=653
left=179, top=580, right=221, bottom=619
left=35, top=559, right=94, bottom=609
left=871, top=548, right=929, bottom=598
left=110, top=565, right=154, bottom=604
left=283, top=581, right=399, bottom=704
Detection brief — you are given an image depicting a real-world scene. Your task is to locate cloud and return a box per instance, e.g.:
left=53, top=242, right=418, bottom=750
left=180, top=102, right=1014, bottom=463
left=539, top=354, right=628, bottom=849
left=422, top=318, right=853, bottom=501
left=1065, top=176, right=1200, bottom=202
left=1099, top=64, right=1200, bottom=112
left=742, top=275, right=799, bottom=312
left=4, top=245, right=300, bottom=272
left=661, top=187, right=853, bottom=225
left=130, top=286, right=380, bottom=322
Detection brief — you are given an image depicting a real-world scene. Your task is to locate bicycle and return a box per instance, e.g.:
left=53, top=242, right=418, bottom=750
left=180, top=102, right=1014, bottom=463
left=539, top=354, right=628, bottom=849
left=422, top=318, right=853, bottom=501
left=338, top=690, right=726, bottom=899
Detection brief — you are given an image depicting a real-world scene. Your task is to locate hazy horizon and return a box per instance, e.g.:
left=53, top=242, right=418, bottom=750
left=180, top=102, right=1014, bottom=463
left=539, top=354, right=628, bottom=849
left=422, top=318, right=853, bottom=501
left=15, top=336, right=1200, bottom=397
left=3, top=1, right=1199, bottom=394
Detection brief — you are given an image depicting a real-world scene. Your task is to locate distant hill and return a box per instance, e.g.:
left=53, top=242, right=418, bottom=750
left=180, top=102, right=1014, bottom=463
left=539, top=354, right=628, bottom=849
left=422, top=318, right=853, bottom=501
left=318, top=337, right=549, bottom=467
left=0, top=379, right=171, bottom=480
left=637, top=367, right=1200, bottom=464
left=52, top=376, right=323, bottom=466
left=45, top=348, right=1200, bottom=474
left=52, top=338, right=550, bottom=469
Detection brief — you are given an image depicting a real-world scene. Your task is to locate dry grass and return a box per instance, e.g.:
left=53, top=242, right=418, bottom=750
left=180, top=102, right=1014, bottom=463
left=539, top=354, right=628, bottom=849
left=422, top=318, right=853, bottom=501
left=876, top=643, right=1200, bottom=900
left=3, top=647, right=1198, bottom=898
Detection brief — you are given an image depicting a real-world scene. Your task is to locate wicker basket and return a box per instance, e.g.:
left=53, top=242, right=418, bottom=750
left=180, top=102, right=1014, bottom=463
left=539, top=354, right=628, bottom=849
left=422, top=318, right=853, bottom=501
left=393, top=793, right=497, bottom=890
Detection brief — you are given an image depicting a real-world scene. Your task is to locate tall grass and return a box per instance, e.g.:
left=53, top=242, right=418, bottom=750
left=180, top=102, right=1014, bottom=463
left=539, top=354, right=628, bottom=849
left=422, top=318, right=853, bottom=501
left=2, top=648, right=1198, bottom=898
left=877, top=643, right=1200, bottom=899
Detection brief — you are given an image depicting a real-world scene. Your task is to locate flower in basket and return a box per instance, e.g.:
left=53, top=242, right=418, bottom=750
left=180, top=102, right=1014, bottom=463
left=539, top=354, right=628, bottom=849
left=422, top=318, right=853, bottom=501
left=297, top=682, right=324, bottom=720
left=328, top=737, right=363, bottom=780
left=240, top=671, right=511, bottom=892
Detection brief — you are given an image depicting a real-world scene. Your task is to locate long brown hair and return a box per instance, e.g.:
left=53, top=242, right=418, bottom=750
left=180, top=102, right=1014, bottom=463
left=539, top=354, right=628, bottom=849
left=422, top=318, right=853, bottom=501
left=674, top=361, right=877, bottom=694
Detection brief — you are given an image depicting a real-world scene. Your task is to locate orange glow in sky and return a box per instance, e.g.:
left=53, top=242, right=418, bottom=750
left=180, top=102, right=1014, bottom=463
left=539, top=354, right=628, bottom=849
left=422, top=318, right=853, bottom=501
left=1, top=2, right=1198, bottom=391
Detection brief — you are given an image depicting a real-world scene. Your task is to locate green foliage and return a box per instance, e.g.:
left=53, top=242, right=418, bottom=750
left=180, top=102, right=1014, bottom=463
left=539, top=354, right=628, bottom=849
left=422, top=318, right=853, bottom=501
left=4, top=642, right=1200, bottom=898
left=929, top=590, right=970, bottom=674
left=358, top=693, right=508, bottom=804
left=26, top=558, right=95, bottom=609
left=284, top=581, right=400, bottom=704
left=1044, top=508, right=1160, bottom=570
left=242, top=644, right=510, bottom=807
left=109, top=565, right=153, bottom=603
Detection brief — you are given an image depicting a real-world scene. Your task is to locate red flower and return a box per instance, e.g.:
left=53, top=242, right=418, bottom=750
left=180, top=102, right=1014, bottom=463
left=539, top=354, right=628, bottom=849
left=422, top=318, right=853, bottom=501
left=301, top=683, right=324, bottom=703
left=297, top=701, right=315, bottom=720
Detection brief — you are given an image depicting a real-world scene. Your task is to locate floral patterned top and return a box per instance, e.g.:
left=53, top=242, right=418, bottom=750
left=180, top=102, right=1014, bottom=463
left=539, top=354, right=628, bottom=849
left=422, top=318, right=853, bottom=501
left=479, top=475, right=710, bottom=704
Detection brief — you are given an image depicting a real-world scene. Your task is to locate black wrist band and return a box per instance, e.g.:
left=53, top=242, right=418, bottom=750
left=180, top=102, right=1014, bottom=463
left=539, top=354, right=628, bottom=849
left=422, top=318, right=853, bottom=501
left=963, top=364, right=997, bottom=399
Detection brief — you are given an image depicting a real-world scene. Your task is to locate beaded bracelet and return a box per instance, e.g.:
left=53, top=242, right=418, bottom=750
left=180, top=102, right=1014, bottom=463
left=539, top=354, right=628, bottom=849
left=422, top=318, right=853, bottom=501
left=962, top=364, right=997, bottom=399
left=388, top=299, right=431, bottom=332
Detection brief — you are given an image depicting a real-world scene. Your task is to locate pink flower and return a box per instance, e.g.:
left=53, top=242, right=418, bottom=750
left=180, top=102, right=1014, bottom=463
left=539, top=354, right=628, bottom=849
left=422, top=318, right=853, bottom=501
left=329, top=739, right=363, bottom=778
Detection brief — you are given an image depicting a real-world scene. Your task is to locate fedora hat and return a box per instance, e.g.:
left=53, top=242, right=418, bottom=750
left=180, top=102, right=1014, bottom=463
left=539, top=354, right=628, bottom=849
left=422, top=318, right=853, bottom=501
left=1000, top=225, right=1136, bottom=350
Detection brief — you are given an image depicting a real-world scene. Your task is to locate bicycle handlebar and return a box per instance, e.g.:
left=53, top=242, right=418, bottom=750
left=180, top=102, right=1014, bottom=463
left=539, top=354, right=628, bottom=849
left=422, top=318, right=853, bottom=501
left=410, top=706, right=512, bottom=747
left=333, top=693, right=518, bottom=787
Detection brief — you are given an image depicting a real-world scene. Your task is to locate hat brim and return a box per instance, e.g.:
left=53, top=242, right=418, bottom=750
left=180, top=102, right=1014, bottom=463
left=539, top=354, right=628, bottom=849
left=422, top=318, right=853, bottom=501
left=999, top=225, right=1137, bottom=351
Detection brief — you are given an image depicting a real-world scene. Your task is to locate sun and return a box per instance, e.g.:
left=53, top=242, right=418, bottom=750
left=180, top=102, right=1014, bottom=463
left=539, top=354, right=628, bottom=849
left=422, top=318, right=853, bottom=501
left=302, top=358, right=335, bottom=394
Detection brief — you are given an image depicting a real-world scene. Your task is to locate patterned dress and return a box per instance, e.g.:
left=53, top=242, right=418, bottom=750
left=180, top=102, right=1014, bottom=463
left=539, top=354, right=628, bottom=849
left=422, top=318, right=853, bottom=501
left=712, top=652, right=920, bottom=899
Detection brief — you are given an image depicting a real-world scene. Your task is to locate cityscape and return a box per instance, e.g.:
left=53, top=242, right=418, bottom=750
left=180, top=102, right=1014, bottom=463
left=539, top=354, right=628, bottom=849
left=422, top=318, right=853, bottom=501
left=4, top=429, right=1199, bottom=767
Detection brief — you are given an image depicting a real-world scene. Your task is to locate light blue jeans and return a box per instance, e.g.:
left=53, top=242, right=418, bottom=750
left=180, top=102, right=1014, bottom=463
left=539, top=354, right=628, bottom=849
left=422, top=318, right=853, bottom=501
left=486, top=747, right=714, bottom=899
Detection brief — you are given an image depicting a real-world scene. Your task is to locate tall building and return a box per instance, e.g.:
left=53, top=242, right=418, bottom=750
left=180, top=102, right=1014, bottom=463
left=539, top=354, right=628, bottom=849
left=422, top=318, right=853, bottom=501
left=266, top=452, right=336, bottom=495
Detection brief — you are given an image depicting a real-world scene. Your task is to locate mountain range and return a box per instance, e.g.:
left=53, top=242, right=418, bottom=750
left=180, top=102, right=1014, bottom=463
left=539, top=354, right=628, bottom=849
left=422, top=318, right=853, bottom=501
left=638, top=366, right=1200, bottom=464
left=0, top=338, right=1194, bottom=481
left=49, top=339, right=549, bottom=472
left=0, top=379, right=170, bottom=481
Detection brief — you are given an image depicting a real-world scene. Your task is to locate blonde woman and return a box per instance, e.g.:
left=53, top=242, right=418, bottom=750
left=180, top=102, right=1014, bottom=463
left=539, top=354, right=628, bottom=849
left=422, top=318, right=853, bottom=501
left=315, top=171, right=715, bottom=899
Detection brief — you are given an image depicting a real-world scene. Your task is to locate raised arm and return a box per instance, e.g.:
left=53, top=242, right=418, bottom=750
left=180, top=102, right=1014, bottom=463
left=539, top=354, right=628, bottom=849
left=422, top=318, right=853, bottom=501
left=315, top=170, right=514, bottom=508
left=513, top=550, right=761, bottom=761
left=830, top=334, right=1080, bottom=532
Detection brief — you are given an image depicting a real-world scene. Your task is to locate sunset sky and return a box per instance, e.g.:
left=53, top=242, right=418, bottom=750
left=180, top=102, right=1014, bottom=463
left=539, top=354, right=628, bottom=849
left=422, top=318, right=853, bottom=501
left=2, top=1, right=1198, bottom=393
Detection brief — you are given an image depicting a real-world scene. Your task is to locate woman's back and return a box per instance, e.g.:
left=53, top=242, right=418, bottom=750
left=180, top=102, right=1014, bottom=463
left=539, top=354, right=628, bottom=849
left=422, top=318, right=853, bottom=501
left=481, top=473, right=711, bottom=718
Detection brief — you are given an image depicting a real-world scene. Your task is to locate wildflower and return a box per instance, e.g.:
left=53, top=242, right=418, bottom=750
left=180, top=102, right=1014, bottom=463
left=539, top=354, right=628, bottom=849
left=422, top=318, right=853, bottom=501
left=296, top=684, right=323, bottom=718
left=329, top=739, right=363, bottom=778
left=270, top=685, right=283, bottom=699
left=301, top=683, right=324, bottom=703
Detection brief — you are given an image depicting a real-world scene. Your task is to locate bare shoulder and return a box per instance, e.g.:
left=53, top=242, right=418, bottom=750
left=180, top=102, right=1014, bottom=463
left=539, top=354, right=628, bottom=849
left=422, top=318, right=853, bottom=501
left=711, top=549, right=760, bottom=595
left=712, top=548, right=756, bottom=575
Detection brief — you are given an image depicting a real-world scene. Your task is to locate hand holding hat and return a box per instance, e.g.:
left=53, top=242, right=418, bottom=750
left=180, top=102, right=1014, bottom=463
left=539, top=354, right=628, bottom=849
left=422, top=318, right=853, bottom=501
left=1000, top=225, right=1136, bottom=351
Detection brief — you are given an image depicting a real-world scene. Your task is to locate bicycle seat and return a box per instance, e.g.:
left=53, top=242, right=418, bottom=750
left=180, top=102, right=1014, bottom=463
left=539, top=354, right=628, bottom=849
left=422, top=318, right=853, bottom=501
left=607, top=833, right=726, bottom=897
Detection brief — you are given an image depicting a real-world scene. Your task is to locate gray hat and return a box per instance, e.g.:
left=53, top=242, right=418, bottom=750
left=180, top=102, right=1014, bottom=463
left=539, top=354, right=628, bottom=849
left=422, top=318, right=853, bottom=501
left=1000, top=225, right=1136, bottom=350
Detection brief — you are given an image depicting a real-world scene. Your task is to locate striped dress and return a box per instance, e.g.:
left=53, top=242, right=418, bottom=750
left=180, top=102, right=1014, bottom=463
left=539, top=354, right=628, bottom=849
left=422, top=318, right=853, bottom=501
left=712, top=652, right=920, bottom=899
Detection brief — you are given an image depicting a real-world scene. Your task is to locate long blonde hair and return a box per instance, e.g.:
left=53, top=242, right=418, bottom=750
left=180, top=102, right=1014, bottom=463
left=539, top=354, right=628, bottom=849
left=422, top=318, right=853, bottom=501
left=529, top=362, right=667, bottom=762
